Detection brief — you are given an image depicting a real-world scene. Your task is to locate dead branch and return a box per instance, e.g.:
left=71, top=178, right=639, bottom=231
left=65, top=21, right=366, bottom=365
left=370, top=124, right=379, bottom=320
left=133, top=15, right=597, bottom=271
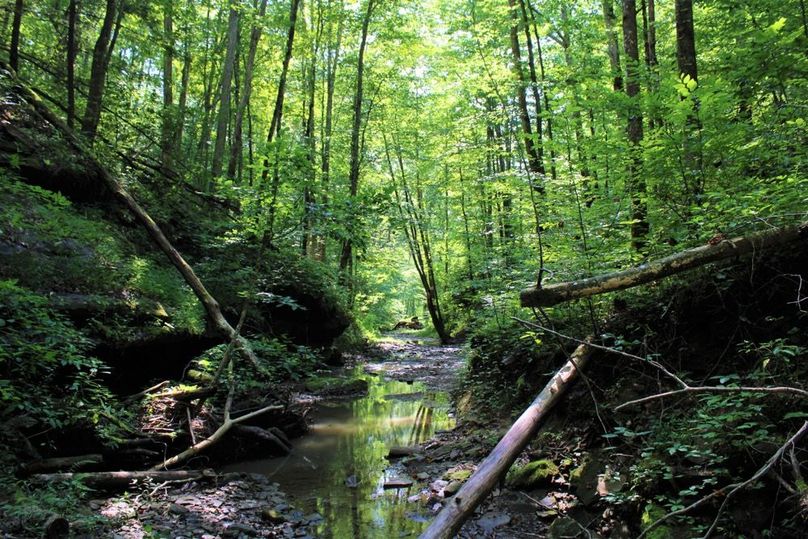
left=29, top=469, right=217, bottom=489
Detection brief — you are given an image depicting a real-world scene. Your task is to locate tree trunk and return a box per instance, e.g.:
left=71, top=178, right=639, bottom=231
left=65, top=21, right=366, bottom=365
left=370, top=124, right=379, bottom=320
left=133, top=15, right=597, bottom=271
left=338, top=0, right=375, bottom=276
left=520, top=221, right=808, bottom=307
left=81, top=0, right=117, bottom=142
left=160, top=0, right=175, bottom=173
left=14, top=74, right=261, bottom=368
left=526, top=0, right=557, bottom=181
left=420, top=342, right=594, bottom=538
left=261, top=0, right=301, bottom=239
left=641, top=0, right=659, bottom=129
left=66, top=0, right=77, bottom=128
left=228, top=0, right=269, bottom=181
left=301, top=0, right=323, bottom=256
left=602, top=0, right=622, bottom=91
left=9, top=0, right=22, bottom=72
left=675, top=0, right=703, bottom=203
left=518, top=0, right=545, bottom=184
left=176, top=37, right=192, bottom=168
left=622, top=0, right=648, bottom=250
left=211, top=2, right=239, bottom=179
left=507, top=0, right=543, bottom=180
left=317, top=2, right=344, bottom=260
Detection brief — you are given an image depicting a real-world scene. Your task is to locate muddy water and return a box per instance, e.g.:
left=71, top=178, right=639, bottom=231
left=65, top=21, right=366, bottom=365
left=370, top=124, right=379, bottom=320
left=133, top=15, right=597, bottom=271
left=226, top=370, right=455, bottom=538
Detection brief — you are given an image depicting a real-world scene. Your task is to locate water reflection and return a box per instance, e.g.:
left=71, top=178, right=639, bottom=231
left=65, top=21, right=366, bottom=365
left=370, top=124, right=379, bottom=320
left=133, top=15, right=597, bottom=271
left=225, top=371, right=454, bottom=538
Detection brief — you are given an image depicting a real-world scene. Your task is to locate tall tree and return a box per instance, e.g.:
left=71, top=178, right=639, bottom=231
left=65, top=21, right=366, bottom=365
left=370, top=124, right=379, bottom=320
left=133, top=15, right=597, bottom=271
left=602, top=0, right=622, bottom=91
left=9, top=0, right=22, bottom=72
left=211, top=2, right=240, bottom=179
left=506, top=0, right=543, bottom=181
left=262, top=0, right=301, bottom=237
left=66, top=0, right=78, bottom=128
left=228, top=0, right=269, bottom=181
left=161, top=0, right=175, bottom=173
left=675, top=0, right=703, bottom=202
left=622, top=0, right=648, bottom=249
left=338, top=0, right=376, bottom=276
left=316, top=0, right=344, bottom=260
left=81, top=0, right=118, bottom=142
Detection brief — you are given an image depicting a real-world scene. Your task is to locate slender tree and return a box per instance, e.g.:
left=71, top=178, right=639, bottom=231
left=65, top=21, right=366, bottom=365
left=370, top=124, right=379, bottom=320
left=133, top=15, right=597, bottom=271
left=161, top=0, right=175, bottom=173
left=9, top=0, right=22, bottom=72
left=338, top=0, right=376, bottom=276
left=228, top=0, right=269, bottom=181
left=675, top=0, right=703, bottom=202
left=622, top=0, right=648, bottom=249
left=211, top=2, right=240, bottom=180
left=81, top=0, right=118, bottom=141
left=66, top=0, right=78, bottom=128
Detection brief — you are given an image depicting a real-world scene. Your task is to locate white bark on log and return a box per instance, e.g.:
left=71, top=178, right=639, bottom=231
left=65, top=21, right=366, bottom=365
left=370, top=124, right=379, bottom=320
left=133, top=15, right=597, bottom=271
left=419, top=342, right=593, bottom=539
left=521, top=222, right=808, bottom=307
left=2, top=66, right=260, bottom=367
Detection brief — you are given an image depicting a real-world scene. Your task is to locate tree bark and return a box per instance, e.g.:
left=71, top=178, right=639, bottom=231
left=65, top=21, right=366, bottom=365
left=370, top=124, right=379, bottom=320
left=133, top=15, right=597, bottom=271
left=316, top=1, right=344, bottom=260
left=211, top=2, right=239, bottom=179
left=507, top=0, right=543, bottom=181
left=66, top=0, right=78, bottom=128
left=228, top=0, right=269, bottom=181
left=81, top=0, right=117, bottom=142
left=420, top=342, right=594, bottom=538
left=161, top=0, right=175, bottom=173
left=518, top=0, right=544, bottom=181
left=18, top=454, right=103, bottom=476
left=9, top=0, right=22, bottom=72
left=338, top=0, right=375, bottom=276
left=675, top=0, right=703, bottom=202
left=261, top=0, right=301, bottom=238
left=602, top=0, right=622, bottom=91
left=520, top=221, right=808, bottom=307
left=622, top=0, right=648, bottom=250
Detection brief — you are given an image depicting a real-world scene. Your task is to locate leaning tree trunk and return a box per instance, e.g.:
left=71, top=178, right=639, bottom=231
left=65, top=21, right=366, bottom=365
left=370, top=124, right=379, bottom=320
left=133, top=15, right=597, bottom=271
left=8, top=69, right=261, bottom=367
left=420, top=342, right=594, bottom=538
left=520, top=221, right=808, bottom=307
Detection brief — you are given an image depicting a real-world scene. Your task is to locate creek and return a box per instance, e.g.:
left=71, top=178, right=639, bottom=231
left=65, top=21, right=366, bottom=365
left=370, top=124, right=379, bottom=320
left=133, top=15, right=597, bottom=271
left=225, top=338, right=463, bottom=537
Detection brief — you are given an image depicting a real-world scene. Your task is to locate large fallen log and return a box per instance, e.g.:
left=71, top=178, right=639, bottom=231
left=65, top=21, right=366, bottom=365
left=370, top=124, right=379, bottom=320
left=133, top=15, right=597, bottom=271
left=2, top=65, right=259, bottom=367
left=29, top=469, right=216, bottom=489
left=18, top=454, right=103, bottom=476
left=520, top=221, right=808, bottom=307
left=419, top=342, right=593, bottom=539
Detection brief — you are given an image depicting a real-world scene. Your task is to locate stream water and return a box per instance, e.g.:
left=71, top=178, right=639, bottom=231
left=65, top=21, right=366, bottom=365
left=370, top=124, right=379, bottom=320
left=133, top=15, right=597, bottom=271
left=225, top=368, right=456, bottom=538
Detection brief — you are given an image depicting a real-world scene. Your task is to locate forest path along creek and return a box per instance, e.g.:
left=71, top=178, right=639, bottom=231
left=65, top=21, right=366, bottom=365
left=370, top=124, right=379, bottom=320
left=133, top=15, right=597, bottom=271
left=94, top=333, right=550, bottom=538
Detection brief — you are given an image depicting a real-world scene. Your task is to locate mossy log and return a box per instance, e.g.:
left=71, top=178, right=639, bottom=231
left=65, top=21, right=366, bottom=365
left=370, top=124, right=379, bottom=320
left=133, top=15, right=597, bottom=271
left=520, top=221, right=808, bottom=307
left=419, top=342, right=593, bottom=539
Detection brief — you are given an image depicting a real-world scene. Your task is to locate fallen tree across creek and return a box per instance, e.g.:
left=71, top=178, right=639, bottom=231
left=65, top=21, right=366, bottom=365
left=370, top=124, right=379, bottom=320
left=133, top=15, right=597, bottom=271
left=520, top=221, right=808, bottom=307
left=419, top=342, right=594, bottom=539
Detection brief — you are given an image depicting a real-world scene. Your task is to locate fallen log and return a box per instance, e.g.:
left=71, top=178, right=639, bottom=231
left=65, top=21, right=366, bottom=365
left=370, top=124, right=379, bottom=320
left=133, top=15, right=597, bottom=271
left=419, top=342, right=593, bottom=539
left=29, top=469, right=216, bottom=489
left=2, top=66, right=260, bottom=368
left=18, top=454, right=103, bottom=476
left=520, top=221, right=808, bottom=307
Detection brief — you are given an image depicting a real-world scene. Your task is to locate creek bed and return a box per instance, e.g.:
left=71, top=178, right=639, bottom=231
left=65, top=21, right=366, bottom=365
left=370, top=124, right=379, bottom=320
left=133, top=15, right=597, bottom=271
left=223, top=370, right=455, bottom=538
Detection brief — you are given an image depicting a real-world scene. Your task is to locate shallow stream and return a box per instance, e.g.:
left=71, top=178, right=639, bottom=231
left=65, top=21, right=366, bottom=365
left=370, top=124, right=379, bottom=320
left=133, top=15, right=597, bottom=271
left=226, top=369, right=455, bottom=537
